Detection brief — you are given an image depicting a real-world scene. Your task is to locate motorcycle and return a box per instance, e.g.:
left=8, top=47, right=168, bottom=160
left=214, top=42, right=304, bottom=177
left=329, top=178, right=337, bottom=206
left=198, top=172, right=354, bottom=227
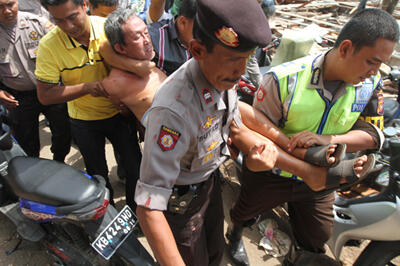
left=0, top=124, right=155, bottom=265
left=327, top=136, right=400, bottom=265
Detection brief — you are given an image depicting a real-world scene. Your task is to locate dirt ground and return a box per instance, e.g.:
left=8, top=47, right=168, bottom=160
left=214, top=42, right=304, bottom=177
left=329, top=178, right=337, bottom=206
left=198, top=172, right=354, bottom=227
left=0, top=117, right=374, bottom=266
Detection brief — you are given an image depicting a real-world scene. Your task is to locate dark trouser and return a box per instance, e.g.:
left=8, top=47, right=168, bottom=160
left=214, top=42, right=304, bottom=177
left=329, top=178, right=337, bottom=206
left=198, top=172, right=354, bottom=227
left=7, top=89, right=71, bottom=162
left=164, top=173, right=225, bottom=266
left=230, top=165, right=334, bottom=253
left=70, top=114, right=141, bottom=210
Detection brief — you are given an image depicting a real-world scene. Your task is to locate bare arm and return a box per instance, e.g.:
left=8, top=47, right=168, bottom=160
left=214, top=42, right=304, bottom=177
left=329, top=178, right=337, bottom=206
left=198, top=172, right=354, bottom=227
left=148, top=0, right=166, bottom=23
left=36, top=80, right=102, bottom=105
left=136, top=206, right=185, bottom=266
left=99, top=41, right=155, bottom=78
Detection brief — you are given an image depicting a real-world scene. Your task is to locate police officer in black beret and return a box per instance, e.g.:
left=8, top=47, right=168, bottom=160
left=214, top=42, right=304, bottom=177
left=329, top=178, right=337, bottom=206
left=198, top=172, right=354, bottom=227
left=134, top=0, right=272, bottom=265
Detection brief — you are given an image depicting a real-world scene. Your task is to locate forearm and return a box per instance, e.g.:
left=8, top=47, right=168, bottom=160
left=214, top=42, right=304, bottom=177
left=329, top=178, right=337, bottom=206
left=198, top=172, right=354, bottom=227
left=238, top=101, right=306, bottom=158
left=136, top=206, right=185, bottom=266
left=36, top=81, right=94, bottom=105
left=148, top=0, right=166, bottom=23
left=327, top=130, right=377, bottom=152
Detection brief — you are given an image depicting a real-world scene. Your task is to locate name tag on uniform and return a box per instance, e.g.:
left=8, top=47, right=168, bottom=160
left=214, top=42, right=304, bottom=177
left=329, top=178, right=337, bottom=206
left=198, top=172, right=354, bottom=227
left=351, top=81, right=373, bottom=112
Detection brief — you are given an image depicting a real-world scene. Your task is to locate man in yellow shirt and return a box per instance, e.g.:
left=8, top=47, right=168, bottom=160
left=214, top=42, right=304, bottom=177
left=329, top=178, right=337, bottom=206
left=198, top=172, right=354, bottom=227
left=35, top=0, right=144, bottom=210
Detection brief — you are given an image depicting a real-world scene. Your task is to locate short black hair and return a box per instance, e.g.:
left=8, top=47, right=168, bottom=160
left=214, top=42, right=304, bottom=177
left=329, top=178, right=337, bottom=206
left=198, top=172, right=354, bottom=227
left=41, top=0, right=83, bottom=9
left=89, top=0, right=118, bottom=9
left=334, top=8, right=399, bottom=52
left=178, top=0, right=197, bottom=19
left=193, top=18, right=215, bottom=52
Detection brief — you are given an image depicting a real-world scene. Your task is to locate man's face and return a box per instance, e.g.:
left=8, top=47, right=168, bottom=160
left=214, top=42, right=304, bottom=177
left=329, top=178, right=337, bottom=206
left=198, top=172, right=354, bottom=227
left=199, top=44, right=253, bottom=91
left=341, top=38, right=396, bottom=84
left=90, top=4, right=117, bottom=17
left=48, top=0, right=89, bottom=41
left=118, top=16, right=154, bottom=60
left=0, top=0, right=18, bottom=25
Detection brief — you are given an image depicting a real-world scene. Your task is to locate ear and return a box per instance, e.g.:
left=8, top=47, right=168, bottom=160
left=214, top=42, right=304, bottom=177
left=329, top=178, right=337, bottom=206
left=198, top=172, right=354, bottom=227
left=114, top=43, right=127, bottom=55
left=338, top=40, right=354, bottom=59
left=189, top=39, right=207, bottom=60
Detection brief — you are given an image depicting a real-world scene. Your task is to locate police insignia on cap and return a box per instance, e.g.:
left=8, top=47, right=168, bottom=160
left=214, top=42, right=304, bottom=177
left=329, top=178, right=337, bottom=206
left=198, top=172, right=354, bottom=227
left=215, top=26, right=239, bottom=48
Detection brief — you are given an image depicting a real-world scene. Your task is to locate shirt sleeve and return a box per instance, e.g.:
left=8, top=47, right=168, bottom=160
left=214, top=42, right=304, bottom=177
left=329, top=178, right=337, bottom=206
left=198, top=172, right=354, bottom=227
left=135, top=107, right=191, bottom=211
left=358, top=85, right=384, bottom=130
left=252, top=73, right=282, bottom=126
left=35, top=39, right=60, bottom=84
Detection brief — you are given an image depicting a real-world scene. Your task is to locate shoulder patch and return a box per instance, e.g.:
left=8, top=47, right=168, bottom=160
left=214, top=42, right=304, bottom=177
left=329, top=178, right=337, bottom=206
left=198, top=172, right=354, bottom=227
left=158, top=125, right=181, bottom=151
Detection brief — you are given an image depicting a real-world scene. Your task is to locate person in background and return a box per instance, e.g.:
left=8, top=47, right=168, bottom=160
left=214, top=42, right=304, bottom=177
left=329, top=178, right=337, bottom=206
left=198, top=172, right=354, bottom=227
left=88, top=0, right=117, bottom=17
left=18, top=0, right=50, bottom=19
left=147, top=0, right=195, bottom=76
left=0, top=0, right=71, bottom=162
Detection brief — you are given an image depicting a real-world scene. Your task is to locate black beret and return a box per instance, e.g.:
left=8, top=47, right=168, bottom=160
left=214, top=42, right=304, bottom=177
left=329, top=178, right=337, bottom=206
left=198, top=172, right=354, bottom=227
left=196, top=0, right=272, bottom=52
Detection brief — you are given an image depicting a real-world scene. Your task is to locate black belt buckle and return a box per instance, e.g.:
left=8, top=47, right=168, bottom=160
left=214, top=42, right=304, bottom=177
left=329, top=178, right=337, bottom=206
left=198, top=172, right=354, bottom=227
left=168, top=184, right=200, bottom=215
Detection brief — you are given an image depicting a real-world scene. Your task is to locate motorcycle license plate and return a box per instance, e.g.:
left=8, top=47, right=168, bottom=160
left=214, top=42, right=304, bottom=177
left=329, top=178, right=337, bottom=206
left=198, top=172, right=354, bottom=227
left=91, top=205, right=137, bottom=260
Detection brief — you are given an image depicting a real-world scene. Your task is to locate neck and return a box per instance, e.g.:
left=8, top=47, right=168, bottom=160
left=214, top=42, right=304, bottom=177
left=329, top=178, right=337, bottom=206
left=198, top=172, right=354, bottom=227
left=75, top=16, right=91, bottom=46
left=323, top=49, right=341, bottom=81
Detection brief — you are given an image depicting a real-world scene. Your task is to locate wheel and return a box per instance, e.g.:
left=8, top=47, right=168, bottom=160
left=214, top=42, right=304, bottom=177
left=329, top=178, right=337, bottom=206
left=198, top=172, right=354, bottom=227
left=353, top=241, right=400, bottom=266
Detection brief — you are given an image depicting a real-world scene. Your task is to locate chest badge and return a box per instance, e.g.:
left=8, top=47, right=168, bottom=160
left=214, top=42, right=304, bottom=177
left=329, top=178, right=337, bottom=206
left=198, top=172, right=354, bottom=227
left=202, top=88, right=213, bottom=104
left=204, top=153, right=214, bottom=163
left=207, top=141, right=219, bottom=152
left=29, top=31, right=38, bottom=40
left=202, top=116, right=216, bottom=130
left=158, top=125, right=181, bottom=152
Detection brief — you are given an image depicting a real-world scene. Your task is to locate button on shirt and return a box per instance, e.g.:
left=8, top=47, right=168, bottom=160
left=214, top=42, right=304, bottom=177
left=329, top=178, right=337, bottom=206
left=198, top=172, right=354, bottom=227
left=135, top=58, right=242, bottom=211
left=148, top=18, right=191, bottom=76
left=0, top=11, right=52, bottom=91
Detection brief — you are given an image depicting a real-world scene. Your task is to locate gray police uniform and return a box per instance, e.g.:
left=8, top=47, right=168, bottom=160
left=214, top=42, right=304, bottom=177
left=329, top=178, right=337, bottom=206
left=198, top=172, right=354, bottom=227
left=0, top=12, right=70, bottom=161
left=18, top=0, right=50, bottom=20
left=135, top=58, right=242, bottom=265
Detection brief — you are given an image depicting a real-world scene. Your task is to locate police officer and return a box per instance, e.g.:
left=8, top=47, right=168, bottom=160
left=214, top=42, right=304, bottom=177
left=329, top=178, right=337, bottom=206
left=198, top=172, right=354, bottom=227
left=0, top=0, right=71, bottom=161
left=134, top=0, right=272, bottom=265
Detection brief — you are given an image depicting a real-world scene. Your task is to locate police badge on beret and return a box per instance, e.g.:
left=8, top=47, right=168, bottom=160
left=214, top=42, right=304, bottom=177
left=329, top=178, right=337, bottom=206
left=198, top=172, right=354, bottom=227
left=215, top=27, right=239, bottom=48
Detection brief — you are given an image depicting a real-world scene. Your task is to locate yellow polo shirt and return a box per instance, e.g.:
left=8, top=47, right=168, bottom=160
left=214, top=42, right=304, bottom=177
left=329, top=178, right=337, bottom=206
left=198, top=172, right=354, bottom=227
left=35, top=16, right=118, bottom=120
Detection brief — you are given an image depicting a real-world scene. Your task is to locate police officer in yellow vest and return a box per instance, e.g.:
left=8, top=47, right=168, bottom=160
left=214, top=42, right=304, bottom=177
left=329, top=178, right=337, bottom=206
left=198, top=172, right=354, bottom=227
left=227, top=8, right=398, bottom=265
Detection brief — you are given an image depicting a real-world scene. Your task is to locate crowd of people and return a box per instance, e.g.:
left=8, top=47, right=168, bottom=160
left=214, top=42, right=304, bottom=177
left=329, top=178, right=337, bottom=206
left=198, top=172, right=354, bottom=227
left=0, top=0, right=398, bottom=265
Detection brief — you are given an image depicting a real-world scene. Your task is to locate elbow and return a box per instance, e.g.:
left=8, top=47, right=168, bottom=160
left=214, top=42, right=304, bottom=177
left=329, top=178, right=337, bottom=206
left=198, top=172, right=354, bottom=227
left=37, top=92, right=51, bottom=105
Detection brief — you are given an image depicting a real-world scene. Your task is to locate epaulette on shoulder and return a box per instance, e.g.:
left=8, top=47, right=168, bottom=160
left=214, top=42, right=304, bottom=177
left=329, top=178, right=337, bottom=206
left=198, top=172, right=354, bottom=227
left=268, top=55, right=313, bottom=79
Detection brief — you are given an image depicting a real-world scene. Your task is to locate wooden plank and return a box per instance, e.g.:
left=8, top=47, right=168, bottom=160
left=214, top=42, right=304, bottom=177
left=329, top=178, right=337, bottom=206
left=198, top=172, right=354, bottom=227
left=276, top=10, right=342, bottom=31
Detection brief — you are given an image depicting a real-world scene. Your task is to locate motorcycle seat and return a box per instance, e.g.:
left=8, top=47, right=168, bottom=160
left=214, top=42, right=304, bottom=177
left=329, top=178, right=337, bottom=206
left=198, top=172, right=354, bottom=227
left=7, top=157, right=101, bottom=206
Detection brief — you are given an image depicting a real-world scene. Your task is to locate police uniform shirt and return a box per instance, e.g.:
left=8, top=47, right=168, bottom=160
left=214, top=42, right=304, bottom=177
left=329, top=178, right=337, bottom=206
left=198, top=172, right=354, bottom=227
left=0, top=11, right=53, bottom=91
left=254, top=51, right=383, bottom=147
left=18, top=0, right=51, bottom=20
left=148, top=18, right=191, bottom=76
left=135, top=58, right=242, bottom=211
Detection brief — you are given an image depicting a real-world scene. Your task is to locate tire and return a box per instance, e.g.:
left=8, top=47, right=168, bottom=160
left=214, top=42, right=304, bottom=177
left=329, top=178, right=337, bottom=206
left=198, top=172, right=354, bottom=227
left=353, top=241, right=400, bottom=266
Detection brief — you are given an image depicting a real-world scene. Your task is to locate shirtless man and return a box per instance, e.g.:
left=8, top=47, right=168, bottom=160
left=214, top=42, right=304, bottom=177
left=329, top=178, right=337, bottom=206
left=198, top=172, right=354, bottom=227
left=101, top=9, right=166, bottom=121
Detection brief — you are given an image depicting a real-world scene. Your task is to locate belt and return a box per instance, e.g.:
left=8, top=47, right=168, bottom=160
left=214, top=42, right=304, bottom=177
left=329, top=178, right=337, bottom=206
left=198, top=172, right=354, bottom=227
left=173, top=170, right=220, bottom=196
left=4, top=87, right=36, bottom=97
